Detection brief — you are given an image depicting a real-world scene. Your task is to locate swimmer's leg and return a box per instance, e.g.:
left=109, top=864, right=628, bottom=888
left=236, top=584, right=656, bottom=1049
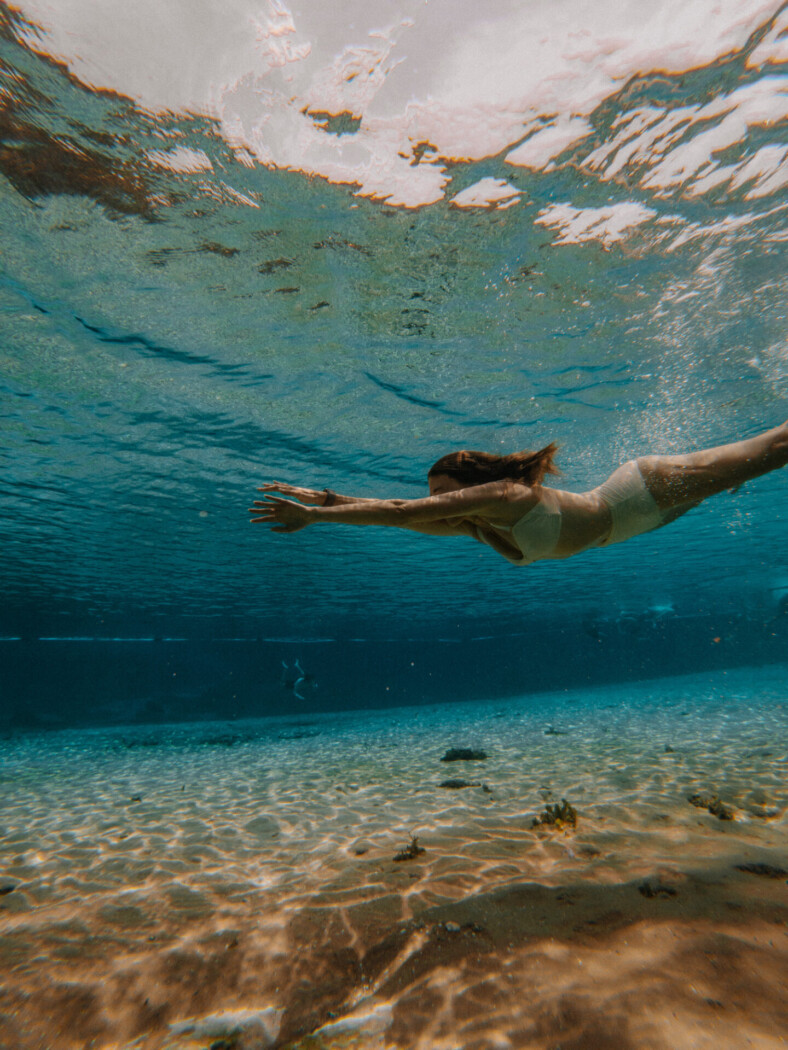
left=638, top=421, right=788, bottom=511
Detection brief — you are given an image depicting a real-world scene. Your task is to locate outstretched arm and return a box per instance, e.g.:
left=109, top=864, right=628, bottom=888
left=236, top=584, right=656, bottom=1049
left=255, top=482, right=477, bottom=536
left=258, top=482, right=378, bottom=507
left=249, top=481, right=524, bottom=533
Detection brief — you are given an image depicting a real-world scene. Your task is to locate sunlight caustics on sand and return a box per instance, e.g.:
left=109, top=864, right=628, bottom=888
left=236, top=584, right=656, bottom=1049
left=2, top=667, right=787, bottom=1049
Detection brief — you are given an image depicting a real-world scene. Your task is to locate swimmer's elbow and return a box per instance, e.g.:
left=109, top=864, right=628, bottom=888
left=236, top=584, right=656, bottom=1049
left=498, top=479, right=521, bottom=501
left=388, top=499, right=416, bottom=524
left=496, top=480, right=532, bottom=508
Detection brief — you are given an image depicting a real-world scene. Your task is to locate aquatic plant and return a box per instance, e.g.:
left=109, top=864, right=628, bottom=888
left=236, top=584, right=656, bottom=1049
left=532, top=799, right=578, bottom=829
left=393, top=835, right=426, bottom=861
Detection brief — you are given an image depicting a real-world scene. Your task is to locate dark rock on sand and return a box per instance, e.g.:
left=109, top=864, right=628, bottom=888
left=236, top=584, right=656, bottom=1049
left=441, top=748, right=487, bottom=762
left=638, top=879, right=678, bottom=899
left=687, top=792, right=734, bottom=820
left=734, top=862, right=788, bottom=879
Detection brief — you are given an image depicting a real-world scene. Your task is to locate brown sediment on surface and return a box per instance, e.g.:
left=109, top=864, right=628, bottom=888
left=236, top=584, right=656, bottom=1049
left=0, top=12, right=154, bottom=216
left=1, top=668, right=787, bottom=1049
left=0, top=110, right=152, bottom=217
left=0, top=8, right=231, bottom=220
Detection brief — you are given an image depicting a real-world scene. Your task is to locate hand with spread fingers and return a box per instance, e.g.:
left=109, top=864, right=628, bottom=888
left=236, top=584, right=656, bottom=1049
left=257, top=482, right=327, bottom=505
left=249, top=495, right=314, bottom=532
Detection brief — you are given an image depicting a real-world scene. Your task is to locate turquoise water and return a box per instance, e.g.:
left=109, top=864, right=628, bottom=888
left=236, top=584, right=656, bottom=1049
left=2, top=2, right=788, bottom=652
left=2, top=5, right=788, bottom=1046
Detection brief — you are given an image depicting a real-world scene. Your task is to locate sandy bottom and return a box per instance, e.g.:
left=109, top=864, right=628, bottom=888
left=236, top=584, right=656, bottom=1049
left=1, top=665, right=787, bottom=1050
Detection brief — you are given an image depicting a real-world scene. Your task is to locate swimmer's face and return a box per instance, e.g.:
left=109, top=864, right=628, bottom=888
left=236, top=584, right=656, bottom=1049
left=428, top=473, right=465, bottom=497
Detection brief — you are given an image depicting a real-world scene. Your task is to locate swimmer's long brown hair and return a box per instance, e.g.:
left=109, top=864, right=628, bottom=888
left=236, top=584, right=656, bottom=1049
left=428, top=443, right=560, bottom=487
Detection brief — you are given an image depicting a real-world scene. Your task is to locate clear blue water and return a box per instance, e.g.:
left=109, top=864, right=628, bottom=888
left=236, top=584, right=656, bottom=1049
left=2, top=3, right=788, bottom=664
left=2, top=6, right=788, bottom=1045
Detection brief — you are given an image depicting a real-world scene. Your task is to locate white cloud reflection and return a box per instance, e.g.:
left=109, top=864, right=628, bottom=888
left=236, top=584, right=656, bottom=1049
left=14, top=0, right=786, bottom=207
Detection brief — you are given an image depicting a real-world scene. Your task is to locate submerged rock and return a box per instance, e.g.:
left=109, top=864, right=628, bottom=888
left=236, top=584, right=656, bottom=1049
left=687, top=792, right=734, bottom=820
left=441, top=748, right=487, bottom=762
left=638, top=879, right=678, bottom=899
left=734, top=862, right=788, bottom=879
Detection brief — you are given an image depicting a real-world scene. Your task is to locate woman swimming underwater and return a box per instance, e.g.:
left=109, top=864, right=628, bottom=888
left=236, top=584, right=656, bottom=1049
left=249, top=423, right=788, bottom=566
